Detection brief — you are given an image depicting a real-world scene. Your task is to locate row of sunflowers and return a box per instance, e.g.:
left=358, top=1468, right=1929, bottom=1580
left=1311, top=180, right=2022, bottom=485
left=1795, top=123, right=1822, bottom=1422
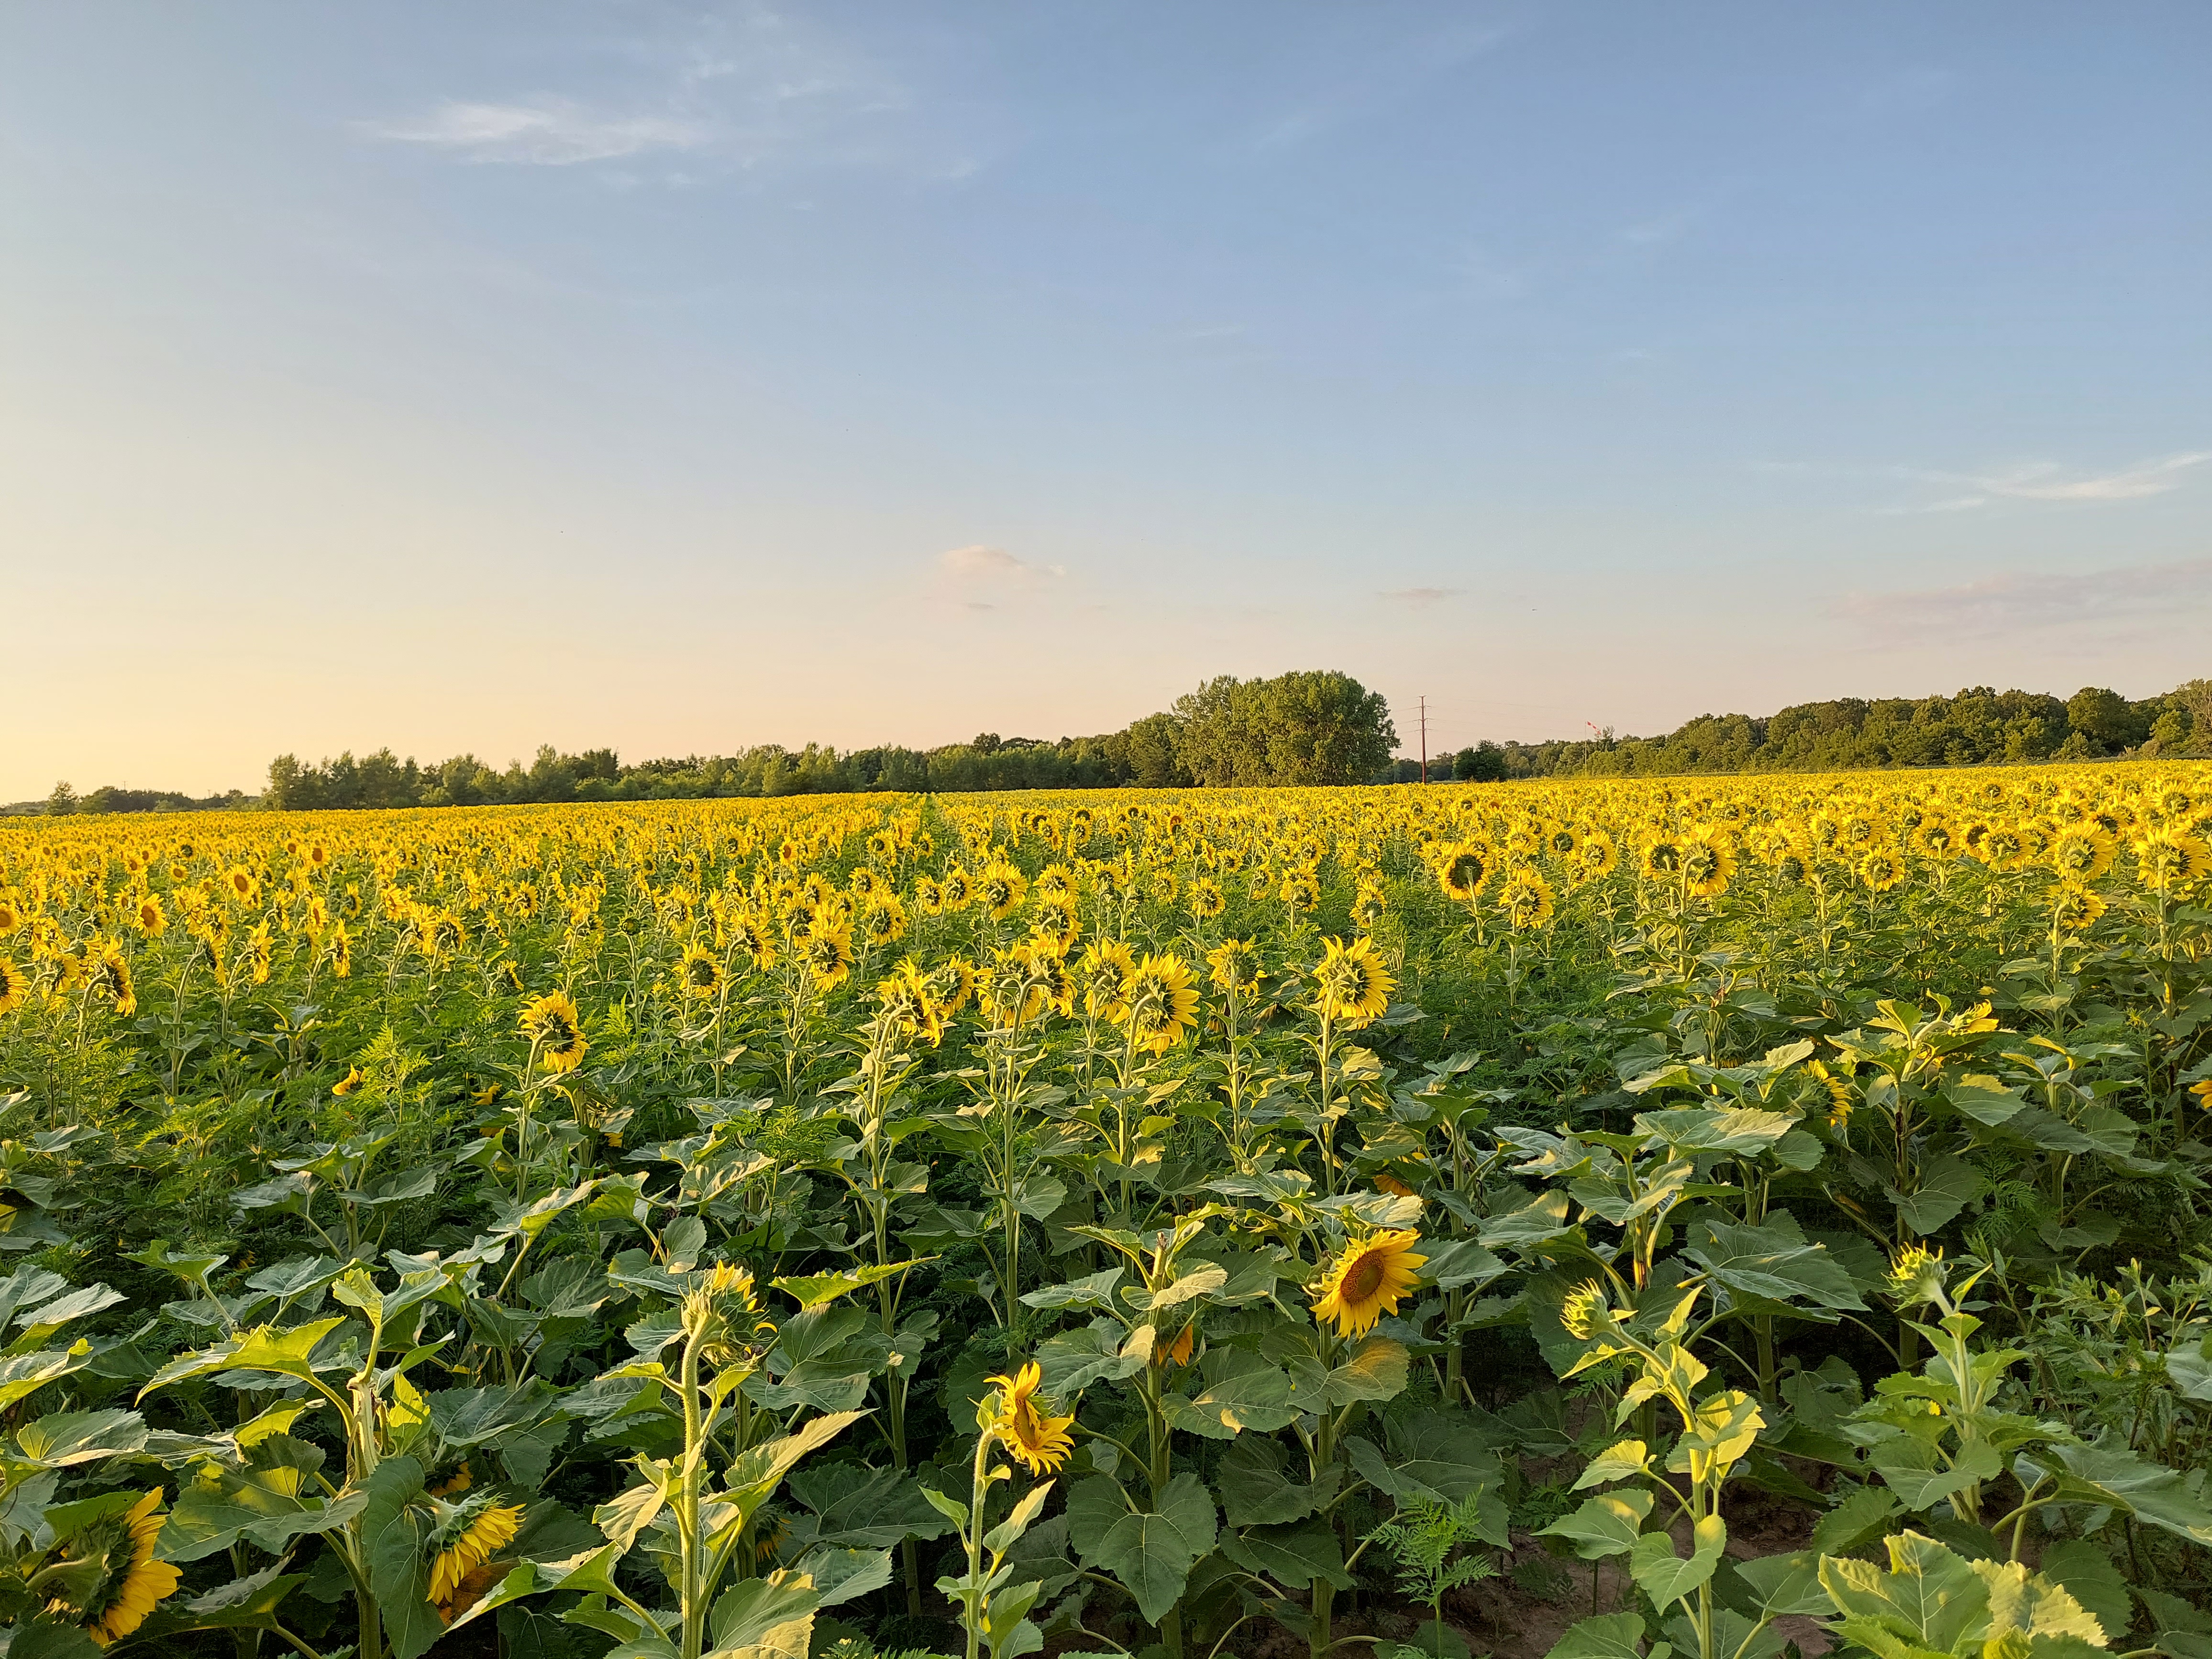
left=0, top=763, right=2209, bottom=1659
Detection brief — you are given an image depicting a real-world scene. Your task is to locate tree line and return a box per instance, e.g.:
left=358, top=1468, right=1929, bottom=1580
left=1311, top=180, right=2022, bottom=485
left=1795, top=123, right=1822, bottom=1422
left=1442, top=679, right=2210, bottom=782
left=22, top=674, right=2206, bottom=816
left=23, top=669, right=1398, bottom=814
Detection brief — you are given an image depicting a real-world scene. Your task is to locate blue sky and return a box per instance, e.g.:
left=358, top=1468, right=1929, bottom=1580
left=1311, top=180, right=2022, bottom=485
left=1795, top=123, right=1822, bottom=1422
left=5, top=3, right=2209, bottom=796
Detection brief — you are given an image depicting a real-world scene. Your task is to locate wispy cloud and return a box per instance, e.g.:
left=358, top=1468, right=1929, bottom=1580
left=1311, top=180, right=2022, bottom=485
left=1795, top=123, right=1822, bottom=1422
left=371, top=98, right=709, bottom=165
left=1847, top=450, right=2212, bottom=513
left=1245, top=22, right=1511, bottom=153
left=1916, top=451, right=2212, bottom=504
left=1835, top=559, right=2212, bottom=640
left=940, top=545, right=1065, bottom=584
left=364, top=11, right=976, bottom=178
left=1380, top=586, right=1463, bottom=607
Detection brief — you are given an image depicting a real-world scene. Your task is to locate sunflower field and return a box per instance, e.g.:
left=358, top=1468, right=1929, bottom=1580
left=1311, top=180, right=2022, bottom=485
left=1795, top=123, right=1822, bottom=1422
left=3, top=765, right=2212, bottom=1659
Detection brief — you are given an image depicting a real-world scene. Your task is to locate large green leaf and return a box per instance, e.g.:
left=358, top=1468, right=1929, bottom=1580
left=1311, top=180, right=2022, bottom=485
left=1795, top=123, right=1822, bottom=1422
left=1164, top=1352, right=1299, bottom=1439
left=363, top=1455, right=444, bottom=1659
left=1540, top=1612, right=1669, bottom=1659
left=1216, top=1435, right=1322, bottom=1527
left=1871, top=1437, right=2004, bottom=1512
left=1082, top=1473, right=1217, bottom=1624
left=1218, top=1517, right=1352, bottom=1593
left=2030, top=1441, right=2212, bottom=1547
left=1322, top=1336, right=1409, bottom=1405
left=1539, top=1489, right=1652, bottom=1561
left=1630, top=1515, right=1725, bottom=1610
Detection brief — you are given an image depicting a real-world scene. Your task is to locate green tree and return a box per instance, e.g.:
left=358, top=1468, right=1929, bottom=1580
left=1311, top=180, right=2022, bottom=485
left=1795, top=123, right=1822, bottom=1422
left=2066, top=686, right=2146, bottom=753
left=44, top=781, right=77, bottom=817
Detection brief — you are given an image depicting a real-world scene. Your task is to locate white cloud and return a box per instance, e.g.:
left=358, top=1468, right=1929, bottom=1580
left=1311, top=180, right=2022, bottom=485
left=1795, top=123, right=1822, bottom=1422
left=1901, top=451, right=2212, bottom=508
left=939, top=545, right=1065, bottom=583
left=371, top=99, right=709, bottom=165
left=1835, top=558, right=2212, bottom=640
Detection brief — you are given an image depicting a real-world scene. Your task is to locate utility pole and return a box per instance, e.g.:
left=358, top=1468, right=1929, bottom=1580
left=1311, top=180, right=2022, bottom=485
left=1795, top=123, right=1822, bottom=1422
left=1419, top=696, right=1427, bottom=785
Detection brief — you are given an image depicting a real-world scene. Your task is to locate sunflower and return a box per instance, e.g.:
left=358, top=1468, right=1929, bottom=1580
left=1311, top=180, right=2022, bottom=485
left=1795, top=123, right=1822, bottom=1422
left=520, top=991, right=589, bottom=1071
left=1432, top=840, right=1490, bottom=904
left=1642, top=839, right=1683, bottom=881
left=1496, top=866, right=1556, bottom=930
left=939, top=868, right=972, bottom=910
left=980, top=862, right=1029, bottom=922
left=1276, top=869, right=1318, bottom=916
left=1856, top=848, right=1906, bottom=894
left=913, top=874, right=944, bottom=917
left=1029, top=895, right=1079, bottom=955
left=2052, top=825, right=2117, bottom=884
left=679, top=944, right=724, bottom=999
left=876, top=960, right=943, bottom=1046
left=1349, top=882, right=1386, bottom=929
left=427, top=1494, right=524, bottom=1608
left=1118, top=953, right=1199, bottom=1055
left=92, top=942, right=137, bottom=1017
left=1187, top=876, right=1226, bottom=920
left=247, top=920, right=273, bottom=985
left=1577, top=830, right=1620, bottom=881
left=1077, top=939, right=1136, bottom=1019
left=2138, top=833, right=2212, bottom=893
left=984, top=1362, right=1075, bottom=1474
left=223, top=866, right=259, bottom=905
left=2049, top=883, right=2107, bottom=934
left=0, top=898, right=22, bottom=935
left=52, top=1489, right=181, bottom=1647
left=1681, top=830, right=1734, bottom=897
left=1206, top=937, right=1259, bottom=994
left=0, top=958, right=25, bottom=1016
left=329, top=923, right=353, bottom=979
left=1310, top=935, right=1393, bottom=1029
left=1311, top=1230, right=1426, bottom=1338
left=927, top=955, right=978, bottom=1018
left=133, top=894, right=166, bottom=936
left=333, top=1065, right=365, bottom=1097
left=797, top=925, right=855, bottom=991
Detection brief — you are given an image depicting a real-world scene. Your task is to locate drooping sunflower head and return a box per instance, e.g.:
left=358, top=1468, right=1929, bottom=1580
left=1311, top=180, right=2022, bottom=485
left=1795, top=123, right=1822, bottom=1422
left=1206, top=936, right=1258, bottom=994
left=520, top=991, right=589, bottom=1072
left=680, top=944, right=724, bottom=998
left=860, top=893, right=908, bottom=947
left=1681, top=830, right=1734, bottom=898
left=983, top=1361, right=1075, bottom=1474
left=1856, top=848, right=1906, bottom=894
left=426, top=1492, right=525, bottom=1612
left=1886, top=1243, right=1947, bottom=1308
left=1310, top=934, right=1393, bottom=1029
left=914, top=874, right=944, bottom=916
left=982, top=862, right=1029, bottom=921
left=2048, top=882, right=2107, bottom=934
left=333, top=1065, right=365, bottom=1097
left=1029, top=895, right=1079, bottom=954
left=1278, top=868, right=1320, bottom=914
left=1311, top=1229, right=1426, bottom=1338
left=2052, top=825, right=2117, bottom=884
left=798, top=926, right=855, bottom=991
left=1642, top=839, right=1683, bottom=880
left=48, top=1488, right=181, bottom=1647
left=929, top=955, right=980, bottom=1018
left=2138, top=833, right=2212, bottom=893
left=1118, top=952, right=1199, bottom=1055
left=876, top=960, right=943, bottom=1046
left=1496, top=866, right=1556, bottom=930
left=93, top=942, right=137, bottom=1017
left=1557, top=1279, right=1615, bottom=1343
left=1077, top=939, right=1136, bottom=1019
left=1187, top=875, right=1226, bottom=920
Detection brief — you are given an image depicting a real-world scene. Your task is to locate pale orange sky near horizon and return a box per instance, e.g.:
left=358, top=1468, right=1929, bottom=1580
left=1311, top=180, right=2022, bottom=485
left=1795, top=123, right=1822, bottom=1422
left=8, top=4, right=2209, bottom=800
